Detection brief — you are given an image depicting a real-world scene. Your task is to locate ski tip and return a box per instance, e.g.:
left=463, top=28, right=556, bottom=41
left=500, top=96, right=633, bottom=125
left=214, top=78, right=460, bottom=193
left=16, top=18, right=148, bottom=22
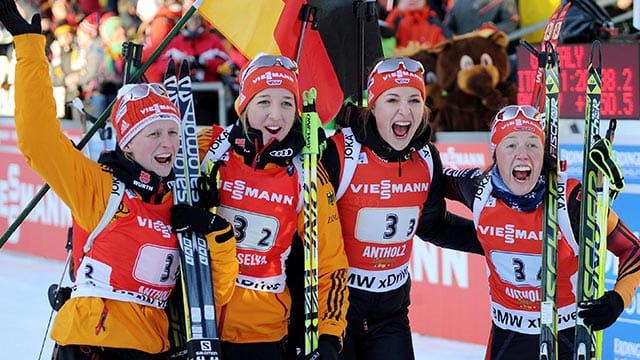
left=179, top=59, right=190, bottom=79
left=165, top=59, right=176, bottom=78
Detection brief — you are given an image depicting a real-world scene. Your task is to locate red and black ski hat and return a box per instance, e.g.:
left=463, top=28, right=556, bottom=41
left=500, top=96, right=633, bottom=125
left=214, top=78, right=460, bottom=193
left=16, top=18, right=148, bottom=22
left=111, top=83, right=181, bottom=147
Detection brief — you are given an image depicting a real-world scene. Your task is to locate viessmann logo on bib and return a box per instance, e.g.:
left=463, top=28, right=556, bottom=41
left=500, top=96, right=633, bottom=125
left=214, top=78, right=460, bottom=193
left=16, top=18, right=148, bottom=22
left=220, top=179, right=295, bottom=205
left=479, top=224, right=543, bottom=242
left=349, top=180, right=429, bottom=200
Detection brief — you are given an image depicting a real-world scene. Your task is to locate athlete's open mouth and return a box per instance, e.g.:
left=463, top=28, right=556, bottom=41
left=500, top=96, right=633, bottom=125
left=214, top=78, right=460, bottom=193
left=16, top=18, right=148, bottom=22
left=392, top=121, right=411, bottom=137
left=265, top=126, right=282, bottom=136
left=155, top=154, right=172, bottom=164
left=512, top=165, right=532, bottom=182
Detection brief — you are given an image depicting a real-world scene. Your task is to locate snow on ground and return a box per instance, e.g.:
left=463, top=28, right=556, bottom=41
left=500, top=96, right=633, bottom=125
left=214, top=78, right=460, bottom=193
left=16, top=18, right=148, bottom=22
left=0, top=250, right=486, bottom=359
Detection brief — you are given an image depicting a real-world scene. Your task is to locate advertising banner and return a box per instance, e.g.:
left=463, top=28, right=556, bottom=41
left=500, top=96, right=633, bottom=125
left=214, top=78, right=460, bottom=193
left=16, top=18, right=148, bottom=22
left=0, top=122, right=81, bottom=261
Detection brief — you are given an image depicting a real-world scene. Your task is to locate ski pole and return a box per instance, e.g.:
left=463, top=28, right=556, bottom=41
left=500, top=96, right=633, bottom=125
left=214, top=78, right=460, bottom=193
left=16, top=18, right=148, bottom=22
left=0, top=0, right=203, bottom=248
left=295, top=4, right=317, bottom=64
left=354, top=0, right=376, bottom=107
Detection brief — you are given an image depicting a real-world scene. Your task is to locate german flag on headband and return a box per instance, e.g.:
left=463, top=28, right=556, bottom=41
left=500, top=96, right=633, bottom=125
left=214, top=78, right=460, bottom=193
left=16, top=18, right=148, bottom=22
left=198, top=0, right=382, bottom=126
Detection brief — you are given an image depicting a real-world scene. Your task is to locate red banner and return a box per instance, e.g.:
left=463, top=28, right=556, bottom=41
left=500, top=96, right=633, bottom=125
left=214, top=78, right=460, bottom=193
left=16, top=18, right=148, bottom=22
left=0, top=123, right=82, bottom=261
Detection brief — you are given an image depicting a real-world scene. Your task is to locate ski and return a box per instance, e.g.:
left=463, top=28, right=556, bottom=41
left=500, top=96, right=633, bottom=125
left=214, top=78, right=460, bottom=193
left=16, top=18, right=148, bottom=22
left=539, top=40, right=561, bottom=360
left=573, top=41, right=602, bottom=360
left=164, top=58, right=222, bottom=360
left=301, top=88, right=320, bottom=356
left=526, top=1, right=571, bottom=112
left=590, top=118, right=624, bottom=360
left=163, top=58, right=187, bottom=354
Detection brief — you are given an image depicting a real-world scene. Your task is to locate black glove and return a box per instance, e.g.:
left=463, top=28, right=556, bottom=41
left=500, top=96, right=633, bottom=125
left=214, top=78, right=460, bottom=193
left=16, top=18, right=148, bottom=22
left=305, top=335, right=340, bottom=360
left=578, top=290, right=625, bottom=331
left=170, top=204, right=233, bottom=242
left=197, top=161, right=223, bottom=209
left=0, top=0, right=41, bottom=35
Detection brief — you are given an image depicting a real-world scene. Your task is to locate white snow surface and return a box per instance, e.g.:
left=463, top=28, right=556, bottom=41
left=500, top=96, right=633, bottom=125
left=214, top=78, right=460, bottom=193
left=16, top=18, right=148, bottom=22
left=0, top=250, right=486, bottom=359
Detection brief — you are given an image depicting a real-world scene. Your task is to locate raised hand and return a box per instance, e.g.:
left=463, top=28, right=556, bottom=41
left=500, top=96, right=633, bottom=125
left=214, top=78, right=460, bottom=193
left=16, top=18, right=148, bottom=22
left=0, top=0, right=41, bottom=36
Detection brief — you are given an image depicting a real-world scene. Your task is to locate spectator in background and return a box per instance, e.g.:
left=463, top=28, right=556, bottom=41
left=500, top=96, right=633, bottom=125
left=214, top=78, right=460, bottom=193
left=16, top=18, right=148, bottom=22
left=135, top=0, right=161, bottom=25
left=445, top=0, right=519, bottom=36
left=78, top=0, right=102, bottom=16
left=445, top=0, right=520, bottom=84
left=50, top=0, right=77, bottom=26
left=137, top=0, right=182, bottom=82
left=98, top=15, right=126, bottom=106
left=39, top=1, right=56, bottom=52
left=50, top=20, right=81, bottom=120
left=0, top=22, right=14, bottom=116
left=159, top=13, right=228, bottom=83
left=117, top=0, right=142, bottom=40
left=214, top=30, right=247, bottom=124
left=385, top=0, right=452, bottom=55
left=64, top=12, right=104, bottom=116
left=63, top=12, right=118, bottom=159
left=156, top=11, right=229, bottom=125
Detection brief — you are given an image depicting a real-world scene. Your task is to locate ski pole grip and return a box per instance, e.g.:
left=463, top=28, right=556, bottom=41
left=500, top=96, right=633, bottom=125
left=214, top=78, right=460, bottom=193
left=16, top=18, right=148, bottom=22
left=302, top=88, right=320, bottom=155
left=122, top=42, right=145, bottom=84
left=298, top=4, right=312, bottom=22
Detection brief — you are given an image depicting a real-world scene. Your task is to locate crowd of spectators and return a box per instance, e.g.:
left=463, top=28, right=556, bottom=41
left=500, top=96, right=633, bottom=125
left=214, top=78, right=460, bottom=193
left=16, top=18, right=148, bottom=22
left=0, top=0, right=244, bottom=126
left=0, top=0, right=636, bottom=126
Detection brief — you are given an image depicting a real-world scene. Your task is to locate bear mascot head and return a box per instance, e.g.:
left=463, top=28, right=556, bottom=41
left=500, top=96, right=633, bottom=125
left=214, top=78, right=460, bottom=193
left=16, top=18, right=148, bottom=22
left=430, top=24, right=518, bottom=132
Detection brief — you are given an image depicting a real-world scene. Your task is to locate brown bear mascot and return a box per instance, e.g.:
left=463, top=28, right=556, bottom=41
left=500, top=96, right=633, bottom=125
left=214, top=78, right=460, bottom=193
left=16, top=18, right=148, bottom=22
left=431, top=24, right=517, bottom=132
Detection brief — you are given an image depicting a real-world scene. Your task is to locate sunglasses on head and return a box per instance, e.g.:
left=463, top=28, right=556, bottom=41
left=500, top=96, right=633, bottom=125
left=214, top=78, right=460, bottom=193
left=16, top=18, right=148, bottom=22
left=493, top=105, right=543, bottom=125
left=118, top=83, right=168, bottom=101
left=241, top=55, right=298, bottom=83
left=370, top=57, right=425, bottom=76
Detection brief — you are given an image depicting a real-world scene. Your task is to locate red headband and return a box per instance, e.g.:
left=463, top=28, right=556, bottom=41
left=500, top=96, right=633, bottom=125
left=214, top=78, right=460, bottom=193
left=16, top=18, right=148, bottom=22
left=367, top=60, right=426, bottom=106
left=234, top=58, right=300, bottom=116
left=490, top=116, right=544, bottom=157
